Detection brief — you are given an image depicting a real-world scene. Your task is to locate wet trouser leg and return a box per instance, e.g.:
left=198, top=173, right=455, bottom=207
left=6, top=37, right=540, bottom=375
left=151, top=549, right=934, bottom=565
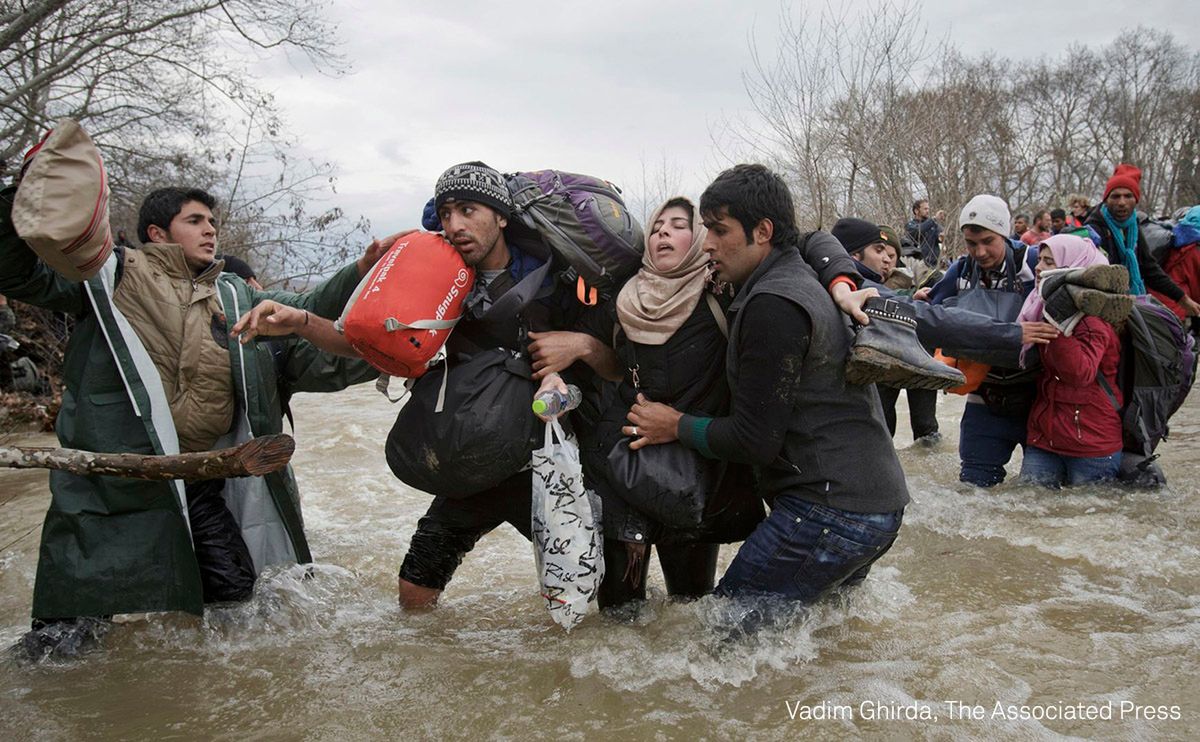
left=907, top=388, right=939, bottom=439
left=715, top=497, right=903, bottom=603
left=658, top=542, right=719, bottom=599
left=958, top=401, right=1026, bottom=487
left=598, top=540, right=720, bottom=609
left=877, top=384, right=901, bottom=437
left=1019, top=446, right=1122, bottom=488
left=398, top=470, right=533, bottom=591
left=597, top=538, right=651, bottom=609
left=185, top=479, right=256, bottom=603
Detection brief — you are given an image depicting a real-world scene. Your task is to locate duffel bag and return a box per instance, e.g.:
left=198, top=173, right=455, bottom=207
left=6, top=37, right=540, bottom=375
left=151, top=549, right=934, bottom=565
left=338, top=232, right=474, bottom=378
left=385, top=348, right=538, bottom=498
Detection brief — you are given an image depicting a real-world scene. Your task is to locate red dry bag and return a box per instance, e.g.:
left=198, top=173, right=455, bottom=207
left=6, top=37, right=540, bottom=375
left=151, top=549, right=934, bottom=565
left=339, top=232, right=474, bottom=377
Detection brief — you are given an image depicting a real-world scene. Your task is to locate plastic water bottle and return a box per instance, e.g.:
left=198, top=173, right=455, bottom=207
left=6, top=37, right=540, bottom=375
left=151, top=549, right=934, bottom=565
left=532, top=384, right=583, bottom=417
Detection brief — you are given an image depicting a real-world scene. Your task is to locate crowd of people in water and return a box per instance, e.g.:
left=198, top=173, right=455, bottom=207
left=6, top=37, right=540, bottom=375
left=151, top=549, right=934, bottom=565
left=4, top=135, right=1199, bottom=658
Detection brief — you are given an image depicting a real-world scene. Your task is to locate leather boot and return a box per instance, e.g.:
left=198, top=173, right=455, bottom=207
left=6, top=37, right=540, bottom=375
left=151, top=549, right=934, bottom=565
left=845, top=297, right=967, bottom=390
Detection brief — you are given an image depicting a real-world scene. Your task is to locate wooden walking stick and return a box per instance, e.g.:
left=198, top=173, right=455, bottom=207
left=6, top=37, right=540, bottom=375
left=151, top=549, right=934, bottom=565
left=0, top=434, right=295, bottom=481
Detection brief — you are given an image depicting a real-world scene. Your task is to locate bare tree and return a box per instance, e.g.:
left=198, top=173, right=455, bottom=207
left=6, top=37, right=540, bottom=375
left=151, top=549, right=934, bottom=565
left=1, top=0, right=373, bottom=286
left=728, top=3, right=1200, bottom=255
left=717, top=0, right=936, bottom=230
left=626, top=152, right=687, bottom=227
left=1, top=1, right=342, bottom=173
left=1, top=0, right=369, bottom=415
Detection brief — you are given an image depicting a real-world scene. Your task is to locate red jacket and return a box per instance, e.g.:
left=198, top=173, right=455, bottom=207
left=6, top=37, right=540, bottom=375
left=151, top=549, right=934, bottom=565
left=1021, top=229, right=1053, bottom=246
left=1149, top=242, right=1200, bottom=321
left=1026, top=316, right=1123, bottom=457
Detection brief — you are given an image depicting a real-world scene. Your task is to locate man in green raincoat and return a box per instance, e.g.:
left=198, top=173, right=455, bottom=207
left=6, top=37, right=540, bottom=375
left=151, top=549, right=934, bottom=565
left=0, top=183, right=383, bottom=656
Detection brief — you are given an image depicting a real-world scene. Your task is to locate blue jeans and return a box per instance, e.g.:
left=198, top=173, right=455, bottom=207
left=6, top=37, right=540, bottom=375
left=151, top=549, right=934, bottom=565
left=715, top=496, right=903, bottom=603
left=959, top=401, right=1027, bottom=487
left=1019, top=446, right=1121, bottom=488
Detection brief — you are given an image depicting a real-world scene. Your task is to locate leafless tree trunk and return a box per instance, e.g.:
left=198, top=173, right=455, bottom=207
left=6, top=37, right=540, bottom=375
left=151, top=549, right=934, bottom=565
left=0, top=434, right=295, bottom=480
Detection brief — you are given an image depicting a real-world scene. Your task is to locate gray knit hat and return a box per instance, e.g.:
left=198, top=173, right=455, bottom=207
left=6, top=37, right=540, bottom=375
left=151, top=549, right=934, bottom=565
left=434, top=161, right=513, bottom=219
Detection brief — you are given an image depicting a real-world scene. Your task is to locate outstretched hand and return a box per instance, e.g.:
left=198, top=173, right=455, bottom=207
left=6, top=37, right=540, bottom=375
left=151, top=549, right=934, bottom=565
left=623, top=393, right=682, bottom=450
left=230, top=300, right=307, bottom=344
left=1021, top=321, right=1060, bottom=345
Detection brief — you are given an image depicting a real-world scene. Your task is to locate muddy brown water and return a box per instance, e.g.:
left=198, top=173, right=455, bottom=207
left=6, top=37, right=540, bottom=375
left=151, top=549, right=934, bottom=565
left=1, top=385, right=1198, bottom=740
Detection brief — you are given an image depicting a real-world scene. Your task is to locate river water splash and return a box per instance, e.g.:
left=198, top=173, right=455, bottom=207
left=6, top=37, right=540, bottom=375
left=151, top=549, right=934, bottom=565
left=2, top=385, right=1197, bottom=739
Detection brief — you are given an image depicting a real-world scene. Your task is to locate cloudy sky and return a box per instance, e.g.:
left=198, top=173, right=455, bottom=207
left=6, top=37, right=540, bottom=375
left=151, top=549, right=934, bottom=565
left=256, top=0, right=1198, bottom=235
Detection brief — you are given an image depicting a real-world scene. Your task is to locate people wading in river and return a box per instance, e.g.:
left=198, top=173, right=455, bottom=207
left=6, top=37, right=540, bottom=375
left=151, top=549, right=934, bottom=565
left=530, top=196, right=864, bottom=609
left=233, top=162, right=619, bottom=609
left=1, top=178, right=383, bottom=659
left=623, top=165, right=908, bottom=613
left=1018, top=236, right=1128, bottom=487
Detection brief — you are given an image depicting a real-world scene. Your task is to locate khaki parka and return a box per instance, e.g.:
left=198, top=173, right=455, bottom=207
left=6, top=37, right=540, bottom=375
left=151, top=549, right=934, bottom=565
left=0, top=187, right=376, bottom=618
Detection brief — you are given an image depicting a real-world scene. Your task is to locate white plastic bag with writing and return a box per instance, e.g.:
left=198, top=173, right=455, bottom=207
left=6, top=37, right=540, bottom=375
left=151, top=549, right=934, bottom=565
left=531, top=419, right=604, bottom=630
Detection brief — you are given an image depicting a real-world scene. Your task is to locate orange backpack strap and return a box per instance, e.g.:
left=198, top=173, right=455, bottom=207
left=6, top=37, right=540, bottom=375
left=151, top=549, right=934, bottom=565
left=576, top=275, right=598, bottom=306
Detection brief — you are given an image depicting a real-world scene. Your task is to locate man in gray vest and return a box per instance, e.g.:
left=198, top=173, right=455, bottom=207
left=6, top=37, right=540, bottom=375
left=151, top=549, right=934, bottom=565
left=624, top=164, right=908, bottom=606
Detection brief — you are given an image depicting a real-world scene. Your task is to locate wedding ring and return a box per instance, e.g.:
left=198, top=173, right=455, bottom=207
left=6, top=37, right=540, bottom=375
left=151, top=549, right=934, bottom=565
left=632, top=427, right=638, bottom=437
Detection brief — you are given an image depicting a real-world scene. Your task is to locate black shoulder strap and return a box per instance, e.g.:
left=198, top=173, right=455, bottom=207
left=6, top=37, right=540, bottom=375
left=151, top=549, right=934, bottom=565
left=480, top=258, right=554, bottom=322
left=1096, top=372, right=1120, bottom=411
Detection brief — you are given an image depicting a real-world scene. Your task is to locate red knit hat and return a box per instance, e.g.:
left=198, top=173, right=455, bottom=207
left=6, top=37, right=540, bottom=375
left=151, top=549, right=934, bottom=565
left=1104, top=163, right=1142, bottom=202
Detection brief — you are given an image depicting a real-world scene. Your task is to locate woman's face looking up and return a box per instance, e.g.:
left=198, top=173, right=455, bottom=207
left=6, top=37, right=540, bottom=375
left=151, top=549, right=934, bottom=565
left=649, top=205, right=694, bottom=272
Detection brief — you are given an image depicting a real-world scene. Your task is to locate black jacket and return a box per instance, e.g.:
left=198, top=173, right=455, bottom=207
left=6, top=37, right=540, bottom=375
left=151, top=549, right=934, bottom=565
left=681, top=246, right=909, bottom=513
left=577, top=296, right=763, bottom=545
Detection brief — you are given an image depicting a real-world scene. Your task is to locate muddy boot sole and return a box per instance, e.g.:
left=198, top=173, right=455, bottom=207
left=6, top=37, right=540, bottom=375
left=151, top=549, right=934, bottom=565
left=846, top=346, right=966, bottom=391
left=1066, top=284, right=1133, bottom=325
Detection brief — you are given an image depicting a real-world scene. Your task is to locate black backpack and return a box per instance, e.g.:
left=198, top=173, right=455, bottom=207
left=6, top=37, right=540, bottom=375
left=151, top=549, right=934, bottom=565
left=1099, top=296, right=1198, bottom=485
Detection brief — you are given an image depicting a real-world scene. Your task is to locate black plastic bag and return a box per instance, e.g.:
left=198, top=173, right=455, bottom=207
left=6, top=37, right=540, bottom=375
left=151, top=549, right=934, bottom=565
left=385, top=349, right=538, bottom=499
left=603, top=437, right=725, bottom=529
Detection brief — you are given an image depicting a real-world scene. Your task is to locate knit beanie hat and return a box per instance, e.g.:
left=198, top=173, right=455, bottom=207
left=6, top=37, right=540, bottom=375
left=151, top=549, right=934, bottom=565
left=878, top=224, right=901, bottom=251
left=831, top=217, right=885, bottom=255
left=218, top=254, right=257, bottom=281
left=434, top=161, right=513, bottom=219
left=878, top=224, right=906, bottom=265
left=1103, top=163, right=1142, bottom=203
left=959, top=194, right=1011, bottom=237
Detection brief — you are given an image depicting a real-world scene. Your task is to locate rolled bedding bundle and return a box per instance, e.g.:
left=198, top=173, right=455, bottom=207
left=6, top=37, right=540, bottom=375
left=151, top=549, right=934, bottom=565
left=12, top=118, right=113, bottom=281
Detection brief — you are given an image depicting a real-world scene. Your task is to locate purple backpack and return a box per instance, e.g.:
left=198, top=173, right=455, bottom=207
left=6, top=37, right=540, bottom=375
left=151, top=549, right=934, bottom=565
left=503, top=171, right=644, bottom=302
left=1099, top=295, right=1198, bottom=458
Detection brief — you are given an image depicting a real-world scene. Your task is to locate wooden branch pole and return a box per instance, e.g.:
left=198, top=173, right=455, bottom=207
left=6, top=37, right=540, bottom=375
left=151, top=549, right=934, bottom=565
left=0, top=434, right=295, bottom=481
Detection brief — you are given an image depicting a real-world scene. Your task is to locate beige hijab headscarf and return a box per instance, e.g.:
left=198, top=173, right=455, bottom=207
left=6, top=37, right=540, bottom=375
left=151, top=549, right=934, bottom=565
left=615, top=197, right=711, bottom=345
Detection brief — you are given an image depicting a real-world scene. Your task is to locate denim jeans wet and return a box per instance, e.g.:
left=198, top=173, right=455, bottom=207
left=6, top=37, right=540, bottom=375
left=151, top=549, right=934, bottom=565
left=714, top=496, right=903, bottom=603
left=959, top=400, right=1027, bottom=487
left=1019, top=445, right=1122, bottom=488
